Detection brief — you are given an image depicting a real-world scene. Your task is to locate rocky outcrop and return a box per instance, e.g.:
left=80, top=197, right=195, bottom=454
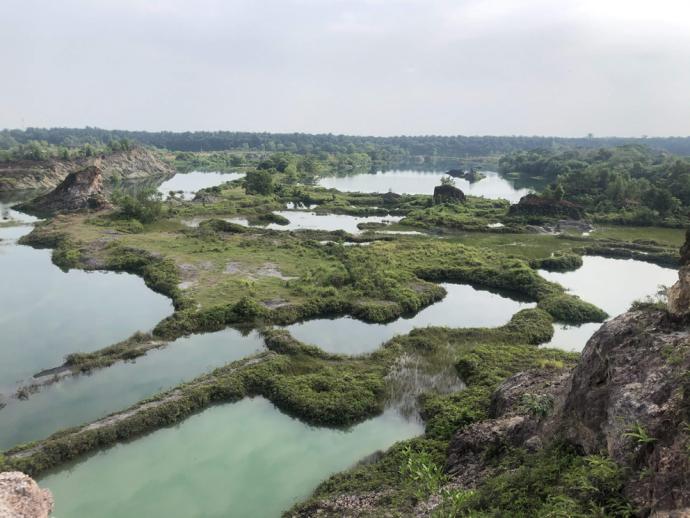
left=18, top=165, right=111, bottom=215
left=0, top=147, right=174, bottom=192
left=433, top=184, right=465, bottom=205
left=443, top=309, right=690, bottom=515
left=0, top=472, right=53, bottom=518
left=509, top=193, right=583, bottom=220
left=667, top=229, right=690, bottom=318
left=561, top=310, right=690, bottom=512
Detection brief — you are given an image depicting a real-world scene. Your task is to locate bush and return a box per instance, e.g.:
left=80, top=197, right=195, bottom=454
left=112, top=188, right=163, bottom=224
left=245, top=169, right=274, bottom=195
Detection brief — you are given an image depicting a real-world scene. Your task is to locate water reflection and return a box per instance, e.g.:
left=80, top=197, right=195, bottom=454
left=318, top=170, right=531, bottom=203
left=285, top=283, right=535, bottom=354
left=193, top=211, right=404, bottom=235
left=0, top=329, right=264, bottom=450
left=0, top=229, right=172, bottom=390
left=157, top=171, right=245, bottom=200
left=539, top=256, right=676, bottom=352
left=40, top=397, right=423, bottom=518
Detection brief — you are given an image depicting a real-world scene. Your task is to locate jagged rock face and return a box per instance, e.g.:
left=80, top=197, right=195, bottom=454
left=444, top=309, right=690, bottom=515
left=562, top=310, right=690, bottom=513
left=0, top=472, right=53, bottom=518
left=508, top=193, right=583, bottom=220
left=0, top=147, right=175, bottom=192
left=18, top=165, right=111, bottom=215
left=668, top=229, right=690, bottom=318
left=432, top=184, right=465, bottom=204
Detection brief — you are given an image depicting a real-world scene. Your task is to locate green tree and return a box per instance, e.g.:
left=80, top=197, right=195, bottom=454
left=245, top=169, right=274, bottom=195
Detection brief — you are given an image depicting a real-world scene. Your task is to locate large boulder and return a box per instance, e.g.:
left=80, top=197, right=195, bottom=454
left=560, top=310, right=690, bottom=512
left=18, top=165, right=111, bottom=215
left=433, top=184, right=465, bottom=205
left=0, top=472, right=53, bottom=518
left=509, top=193, right=583, bottom=220
left=444, top=310, right=690, bottom=514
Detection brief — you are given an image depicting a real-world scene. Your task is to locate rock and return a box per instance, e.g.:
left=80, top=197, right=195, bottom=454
left=18, top=165, right=111, bottom=215
left=0, top=147, right=174, bottom=192
left=432, top=184, right=465, bottom=205
left=561, top=310, right=690, bottom=513
left=0, top=472, right=53, bottom=518
left=508, top=193, right=584, bottom=220
left=668, top=230, right=690, bottom=318
left=381, top=191, right=402, bottom=204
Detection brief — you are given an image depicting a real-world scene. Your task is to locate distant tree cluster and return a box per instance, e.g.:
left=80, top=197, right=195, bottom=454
left=499, top=145, right=690, bottom=225
left=5, top=127, right=690, bottom=157
left=0, top=137, right=133, bottom=162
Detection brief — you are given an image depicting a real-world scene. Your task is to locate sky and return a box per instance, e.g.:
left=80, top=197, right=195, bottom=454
left=1, top=0, right=690, bottom=136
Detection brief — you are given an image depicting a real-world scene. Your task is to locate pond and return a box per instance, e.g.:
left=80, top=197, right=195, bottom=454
left=285, top=283, right=535, bottom=354
left=539, top=256, right=677, bottom=351
left=0, top=329, right=264, bottom=451
left=157, top=171, right=245, bottom=200
left=40, top=397, right=423, bottom=518
left=219, top=211, right=403, bottom=235
left=318, top=170, right=531, bottom=203
left=0, top=217, right=172, bottom=392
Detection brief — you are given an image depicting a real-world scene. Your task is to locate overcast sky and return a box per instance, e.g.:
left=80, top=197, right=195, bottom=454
left=2, top=0, right=690, bottom=136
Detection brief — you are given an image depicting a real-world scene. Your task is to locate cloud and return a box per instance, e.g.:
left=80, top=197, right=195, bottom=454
left=1, top=0, right=689, bottom=136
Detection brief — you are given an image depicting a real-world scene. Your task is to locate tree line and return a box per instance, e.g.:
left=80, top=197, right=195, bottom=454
left=4, top=128, right=690, bottom=157
left=499, top=145, right=690, bottom=226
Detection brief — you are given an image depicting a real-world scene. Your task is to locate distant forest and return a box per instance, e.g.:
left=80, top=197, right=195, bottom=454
left=3, top=128, right=690, bottom=157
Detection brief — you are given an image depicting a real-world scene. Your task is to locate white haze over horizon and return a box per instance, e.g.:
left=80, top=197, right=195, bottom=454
left=2, top=0, right=690, bottom=137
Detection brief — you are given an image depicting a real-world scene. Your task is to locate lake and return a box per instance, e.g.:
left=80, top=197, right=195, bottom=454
left=0, top=329, right=264, bottom=450
left=40, top=397, right=423, bottom=518
left=157, top=171, right=245, bottom=200
left=539, top=256, right=677, bottom=351
left=285, top=283, right=535, bottom=354
left=318, top=170, right=531, bottom=203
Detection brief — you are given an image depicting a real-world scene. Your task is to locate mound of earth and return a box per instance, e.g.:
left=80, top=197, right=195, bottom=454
left=509, top=193, right=584, bottom=220
left=0, top=147, right=174, bottom=191
left=18, top=165, right=111, bottom=215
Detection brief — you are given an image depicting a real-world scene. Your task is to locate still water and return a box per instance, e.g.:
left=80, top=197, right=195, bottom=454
left=157, top=171, right=245, bottom=200
left=318, top=170, right=531, bottom=203
left=539, top=256, right=676, bottom=351
left=0, top=226, right=172, bottom=390
left=0, top=329, right=264, bottom=451
left=228, top=211, right=403, bottom=234
left=40, top=397, right=423, bottom=518
left=286, top=283, right=534, bottom=354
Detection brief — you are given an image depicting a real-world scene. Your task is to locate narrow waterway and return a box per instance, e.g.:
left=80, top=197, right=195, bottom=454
left=0, top=329, right=264, bottom=451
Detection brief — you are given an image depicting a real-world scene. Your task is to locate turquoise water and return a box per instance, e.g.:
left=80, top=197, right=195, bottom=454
left=40, top=398, right=423, bottom=518
left=286, top=283, right=534, bottom=354
left=0, top=329, right=264, bottom=450
left=539, top=256, right=676, bottom=351
left=0, top=226, right=172, bottom=390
